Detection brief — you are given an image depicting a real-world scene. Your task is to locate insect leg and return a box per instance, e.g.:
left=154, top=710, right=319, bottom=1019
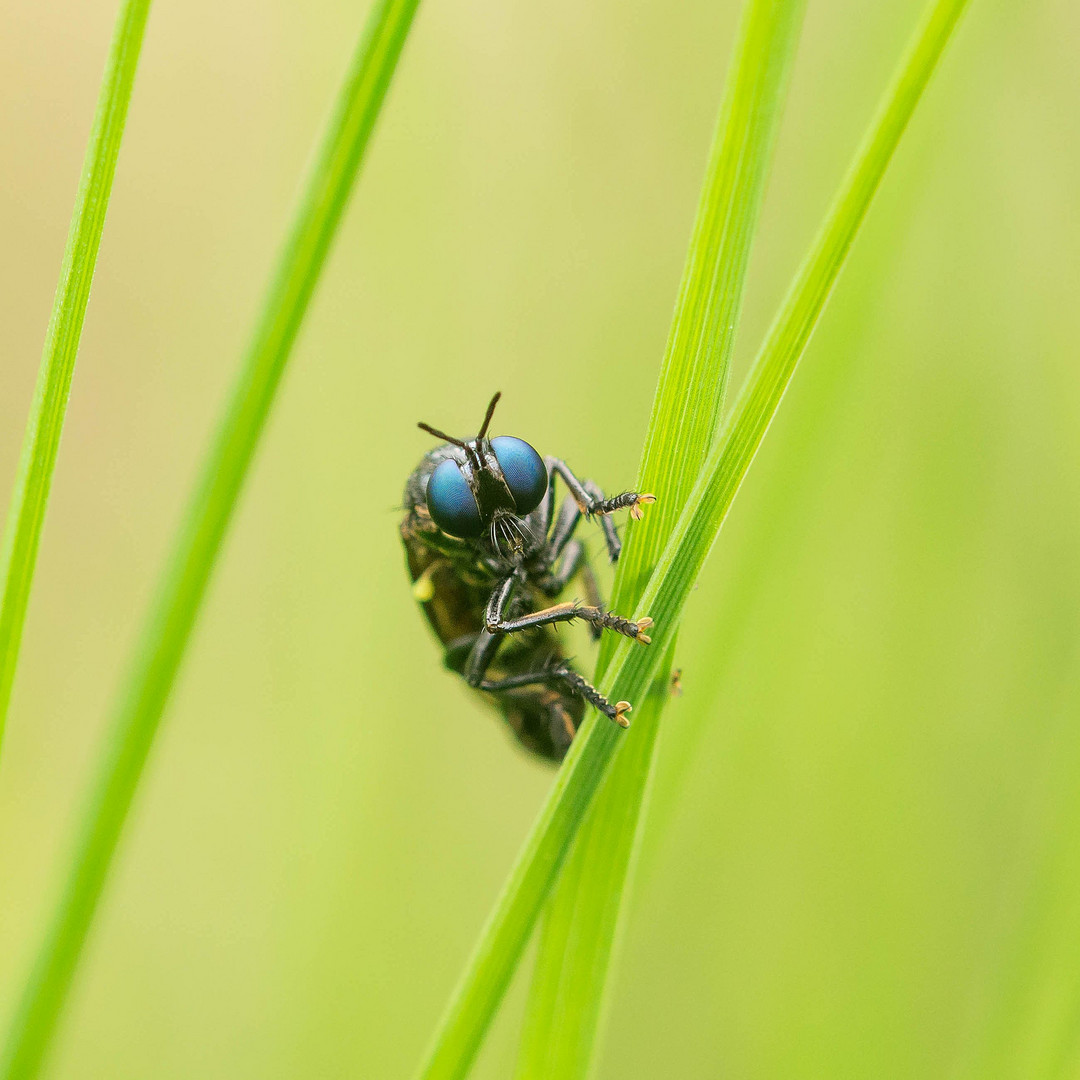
left=544, top=495, right=582, bottom=565
left=545, top=458, right=655, bottom=564
left=537, top=538, right=586, bottom=596
left=478, top=666, right=632, bottom=728
left=579, top=555, right=603, bottom=612
left=546, top=478, right=622, bottom=564
left=579, top=560, right=605, bottom=642
left=484, top=568, right=651, bottom=643
left=537, top=538, right=606, bottom=641
left=546, top=458, right=656, bottom=522
left=468, top=574, right=641, bottom=727
left=463, top=628, right=505, bottom=688
left=490, top=600, right=651, bottom=644
left=460, top=570, right=524, bottom=689
left=583, top=479, right=623, bottom=563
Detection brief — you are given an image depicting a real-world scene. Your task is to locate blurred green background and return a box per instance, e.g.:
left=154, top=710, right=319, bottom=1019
left=2, top=0, right=1078, bottom=1076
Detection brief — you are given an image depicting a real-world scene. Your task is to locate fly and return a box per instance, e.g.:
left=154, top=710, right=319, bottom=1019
left=400, top=392, right=656, bottom=763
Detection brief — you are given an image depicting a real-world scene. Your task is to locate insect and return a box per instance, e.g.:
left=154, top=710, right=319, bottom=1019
left=400, top=392, right=657, bottom=763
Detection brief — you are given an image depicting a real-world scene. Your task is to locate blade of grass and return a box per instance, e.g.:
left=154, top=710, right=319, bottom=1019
left=0, top=2, right=421, bottom=1077
left=622, top=0, right=973, bottom=671
left=513, top=640, right=676, bottom=1080
left=517, top=0, right=806, bottom=1073
left=0, top=0, right=152, bottom=761
left=599, top=0, right=806, bottom=641
left=644, top=146, right=929, bottom=858
left=948, top=649, right=1080, bottom=1076
left=415, top=1, right=970, bottom=1076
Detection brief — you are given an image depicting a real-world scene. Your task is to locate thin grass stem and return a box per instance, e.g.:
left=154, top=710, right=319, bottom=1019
left=0, top=2, right=421, bottom=1076
left=0, top=0, right=153, bottom=761
left=516, top=0, right=806, bottom=1072
left=414, top=1, right=970, bottom=1075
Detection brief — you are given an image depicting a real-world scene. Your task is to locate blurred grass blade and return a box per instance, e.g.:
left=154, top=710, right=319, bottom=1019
left=517, top=0, right=806, bottom=1073
left=949, top=651, right=1080, bottom=1076
left=0, top=2, right=421, bottom=1077
left=415, top=1, right=969, bottom=1077
left=0, top=0, right=152, bottom=761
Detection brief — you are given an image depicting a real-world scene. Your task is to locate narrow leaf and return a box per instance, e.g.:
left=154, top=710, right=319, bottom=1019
left=518, top=0, right=806, bottom=1073
left=599, top=0, right=803, bottom=667
left=415, top=1, right=970, bottom=1076
left=514, top=641, right=675, bottom=1080
left=0, top=0, right=153, bottom=760
left=0, top=2, right=421, bottom=1077
left=615, top=0, right=974, bottom=695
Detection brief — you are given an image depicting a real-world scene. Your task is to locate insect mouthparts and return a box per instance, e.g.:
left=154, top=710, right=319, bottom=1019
left=491, top=511, right=527, bottom=558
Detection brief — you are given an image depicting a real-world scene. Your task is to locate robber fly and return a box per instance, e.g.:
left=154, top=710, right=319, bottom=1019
left=400, top=392, right=656, bottom=763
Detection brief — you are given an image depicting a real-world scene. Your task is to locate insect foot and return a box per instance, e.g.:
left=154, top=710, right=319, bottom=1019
left=575, top=606, right=653, bottom=644
left=629, top=493, right=657, bottom=520
left=554, top=666, right=634, bottom=729
left=589, top=491, right=657, bottom=519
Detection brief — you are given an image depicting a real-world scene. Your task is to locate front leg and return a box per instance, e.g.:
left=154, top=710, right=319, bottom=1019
left=545, top=457, right=655, bottom=563
left=547, top=458, right=655, bottom=520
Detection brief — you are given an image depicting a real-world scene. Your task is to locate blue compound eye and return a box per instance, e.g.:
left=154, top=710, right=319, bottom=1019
left=427, top=458, right=483, bottom=538
left=491, top=436, right=547, bottom=515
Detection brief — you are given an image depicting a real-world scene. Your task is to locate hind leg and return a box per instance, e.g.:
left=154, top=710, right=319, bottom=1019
left=478, top=665, right=632, bottom=727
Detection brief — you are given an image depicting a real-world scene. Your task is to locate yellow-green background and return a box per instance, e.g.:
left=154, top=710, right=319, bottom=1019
left=1, top=0, right=1077, bottom=1076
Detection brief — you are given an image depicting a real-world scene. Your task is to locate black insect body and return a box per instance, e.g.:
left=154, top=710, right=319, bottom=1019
left=401, top=393, right=656, bottom=763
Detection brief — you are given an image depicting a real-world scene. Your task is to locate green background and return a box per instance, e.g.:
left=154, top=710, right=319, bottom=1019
left=1, top=0, right=1077, bottom=1076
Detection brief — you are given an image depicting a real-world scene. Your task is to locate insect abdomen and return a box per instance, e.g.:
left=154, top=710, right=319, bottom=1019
left=481, top=633, right=584, bottom=762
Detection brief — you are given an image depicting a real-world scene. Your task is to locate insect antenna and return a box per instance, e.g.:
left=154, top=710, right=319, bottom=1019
left=418, top=391, right=501, bottom=478
left=477, top=391, right=501, bottom=440
left=417, top=421, right=467, bottom=448
left=418, top=418, right=486, bottom=473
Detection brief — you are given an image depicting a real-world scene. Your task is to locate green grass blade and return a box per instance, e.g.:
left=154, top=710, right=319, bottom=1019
left=0, top=2, right=421, bottom=1076
left=597, top=0, right=806, bottom=645
left=415, top=1, right=969, bottom=1077
left=513, top=641, right=675, bottom=1080
left=517, top=0, right=806, bottom=1073
left=613, top=0, right=973, bottom=687
left=0, top=0, right=152, bottom=761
